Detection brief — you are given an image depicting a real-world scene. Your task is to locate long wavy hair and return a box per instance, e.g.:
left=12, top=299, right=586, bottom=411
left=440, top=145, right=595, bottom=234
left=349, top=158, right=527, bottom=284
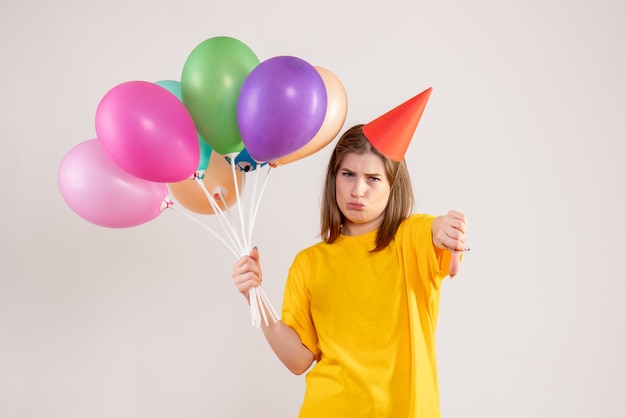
left=320, top=124, right=414, bottom=252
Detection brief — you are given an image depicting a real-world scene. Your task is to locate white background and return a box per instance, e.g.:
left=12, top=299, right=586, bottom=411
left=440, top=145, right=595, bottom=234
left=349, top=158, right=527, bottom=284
left=1, top=0, right=625, bottom=417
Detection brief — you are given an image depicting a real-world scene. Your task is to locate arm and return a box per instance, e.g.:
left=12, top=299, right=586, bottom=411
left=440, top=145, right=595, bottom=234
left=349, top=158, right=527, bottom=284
left=431, top=210, right=469, bottom=277
left=232, top=247, right=315, bottom=375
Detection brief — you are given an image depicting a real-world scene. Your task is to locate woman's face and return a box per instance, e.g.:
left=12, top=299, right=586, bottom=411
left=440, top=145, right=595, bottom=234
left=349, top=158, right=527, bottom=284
left=335, top=151, right=391, bottom=236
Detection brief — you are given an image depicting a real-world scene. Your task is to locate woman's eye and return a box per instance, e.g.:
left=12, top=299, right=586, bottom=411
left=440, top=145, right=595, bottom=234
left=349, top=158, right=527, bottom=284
left=342, top=172, right=354, bottom=178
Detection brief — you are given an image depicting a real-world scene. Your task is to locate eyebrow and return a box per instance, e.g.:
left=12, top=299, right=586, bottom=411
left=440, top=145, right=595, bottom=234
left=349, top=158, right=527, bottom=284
left=340, top=167, right=384, bottom=177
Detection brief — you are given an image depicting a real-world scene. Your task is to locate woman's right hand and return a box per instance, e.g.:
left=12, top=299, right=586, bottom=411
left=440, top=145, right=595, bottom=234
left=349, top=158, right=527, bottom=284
left=232, top=247, right=316, bottom=375
left=231, top=246, right=263, bottom=302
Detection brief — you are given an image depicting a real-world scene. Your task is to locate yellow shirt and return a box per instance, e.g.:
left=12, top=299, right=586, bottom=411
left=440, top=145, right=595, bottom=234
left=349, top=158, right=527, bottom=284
left=282, top=214, right=452, bottom=418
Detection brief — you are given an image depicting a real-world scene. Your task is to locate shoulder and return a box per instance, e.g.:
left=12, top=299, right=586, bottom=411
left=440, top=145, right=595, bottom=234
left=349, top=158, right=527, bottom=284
left=397, top=213, right=436, bottom=234
left=393, top=213, right=437, bottom=250
left=292, top=240, right=327, bottom=263
left=287, top=240, right=329, bottom=286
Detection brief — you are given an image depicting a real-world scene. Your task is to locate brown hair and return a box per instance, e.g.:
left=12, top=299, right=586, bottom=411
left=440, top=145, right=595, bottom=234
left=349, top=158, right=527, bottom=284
left=320, top=124, right=414, bottom=251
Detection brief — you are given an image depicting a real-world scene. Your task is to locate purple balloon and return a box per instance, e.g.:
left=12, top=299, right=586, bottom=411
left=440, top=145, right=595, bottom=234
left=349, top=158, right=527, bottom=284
left=237, top=56, right=327, bottom=162
left=96, top=81, right=200, bottom=183
left=58, top=139, right=169, bottom=228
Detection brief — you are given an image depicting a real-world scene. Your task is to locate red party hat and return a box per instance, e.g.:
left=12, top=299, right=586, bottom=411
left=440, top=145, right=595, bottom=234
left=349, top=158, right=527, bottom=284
left=362, top=87, right=432, bottom=161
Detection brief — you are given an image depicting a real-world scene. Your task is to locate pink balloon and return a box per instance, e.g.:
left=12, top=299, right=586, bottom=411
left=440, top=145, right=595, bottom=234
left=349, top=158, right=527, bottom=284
left=58, top=139, right=170, bottom=228
left=95, top=81, right=199, bottom=183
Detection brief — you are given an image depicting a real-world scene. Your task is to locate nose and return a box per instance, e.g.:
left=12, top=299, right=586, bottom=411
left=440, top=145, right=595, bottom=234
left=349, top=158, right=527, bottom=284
left=350, top=177, right=366, bottom=197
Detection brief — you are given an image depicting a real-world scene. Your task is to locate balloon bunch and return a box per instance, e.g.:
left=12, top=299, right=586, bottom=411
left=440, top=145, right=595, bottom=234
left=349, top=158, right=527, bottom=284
left=58, top=36, right=348, bottom=327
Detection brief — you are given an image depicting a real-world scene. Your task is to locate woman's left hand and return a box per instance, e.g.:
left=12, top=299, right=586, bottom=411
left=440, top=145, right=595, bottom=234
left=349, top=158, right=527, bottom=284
left=432, top=210, right=469, bottom=277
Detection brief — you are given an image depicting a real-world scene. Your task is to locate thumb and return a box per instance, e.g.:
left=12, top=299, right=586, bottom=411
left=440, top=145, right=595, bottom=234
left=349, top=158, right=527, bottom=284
left=250, top=246, right=260, bottom=263
left=449, top=250, right=462, bottom=278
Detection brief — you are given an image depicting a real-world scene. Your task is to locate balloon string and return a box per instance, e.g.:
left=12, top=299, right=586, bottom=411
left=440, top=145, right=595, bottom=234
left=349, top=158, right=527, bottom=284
left=194, top=178, right=245, bottom=255
left=164, top=179, right=279, bottom=328
left=248, top=165, right=273, bottom=245
left=249, top=287, right=261, bottom=326
left=167, top=205, right=239, bottom=259
left=203, top=187, right=244, bottom=255
left=249, top=288, right=256, bottom=326
left=258, top=285, right=280, bottom=322
left=257, top=288, right=269, bottom=326
left=245, top=165, right=278, bottom=327
left=252, top=287, right=267, bottom=326
left=192, top=160, right=279, bottom=328
left=228, top=156, right=249, bottom=252
left=249, top=286, right=279, bottom=327
left=246, top=166, right=261, bottom=247
left=213, top=188, right=241, bottom=246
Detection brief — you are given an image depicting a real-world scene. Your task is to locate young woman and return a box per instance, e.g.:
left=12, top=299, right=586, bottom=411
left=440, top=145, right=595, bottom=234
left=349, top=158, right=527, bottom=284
left=232, top=124, right=468, bottom=417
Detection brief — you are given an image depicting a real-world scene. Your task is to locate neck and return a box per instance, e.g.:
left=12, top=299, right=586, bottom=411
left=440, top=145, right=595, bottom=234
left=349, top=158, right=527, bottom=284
left=341, top=219, right=382, bottom=236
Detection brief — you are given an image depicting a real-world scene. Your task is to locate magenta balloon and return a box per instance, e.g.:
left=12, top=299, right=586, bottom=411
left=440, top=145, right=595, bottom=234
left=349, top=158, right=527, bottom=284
left=95, top=81, right=199, bottom=183
left=237, top=56, right=327, bottom=162
left=58, top=139, right=169, bottom=228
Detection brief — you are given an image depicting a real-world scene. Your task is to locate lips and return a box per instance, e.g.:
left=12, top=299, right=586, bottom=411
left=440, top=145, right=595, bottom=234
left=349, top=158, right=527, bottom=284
left=346, top=202, right=364, bottom=211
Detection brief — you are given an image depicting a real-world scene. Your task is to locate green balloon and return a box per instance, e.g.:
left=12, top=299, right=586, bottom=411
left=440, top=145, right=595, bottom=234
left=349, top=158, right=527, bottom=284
left=181, top=36, right=260, bottom=155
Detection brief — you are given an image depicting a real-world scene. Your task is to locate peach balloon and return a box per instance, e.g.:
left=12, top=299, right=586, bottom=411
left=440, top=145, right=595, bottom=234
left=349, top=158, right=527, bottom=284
left=270, top=66, right=348, bottom=167
left=168, top=150, right=243, bottom=214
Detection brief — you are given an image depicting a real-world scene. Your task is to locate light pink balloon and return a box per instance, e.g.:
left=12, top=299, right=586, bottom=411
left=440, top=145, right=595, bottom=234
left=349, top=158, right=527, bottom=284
left=95, top=81, right=200, bottom=183
left=58, top=139, right=169, bottom=228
